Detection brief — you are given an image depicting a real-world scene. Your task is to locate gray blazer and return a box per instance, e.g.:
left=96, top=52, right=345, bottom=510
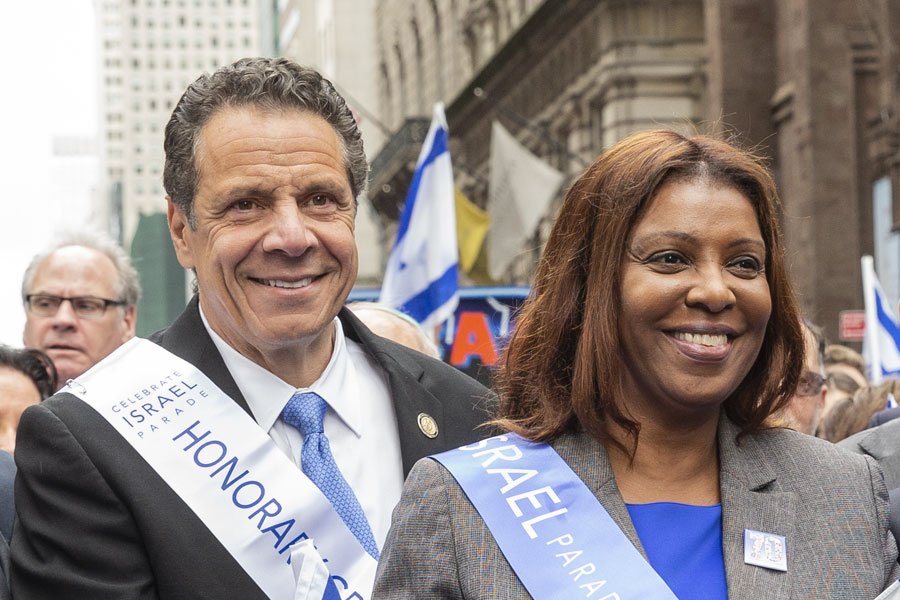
left=374, top=417, right=900, bottom=599
left=839, top=417, right=900, bottom=490
left=839, top=418, right=900, bottom=546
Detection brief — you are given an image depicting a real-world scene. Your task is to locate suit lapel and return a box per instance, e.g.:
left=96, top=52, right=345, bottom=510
left=718, top=417, right=794, bottom=598
left=151, top=296, right=253, bottom=418
left=552, top=432, right=648, bottom=559
left=339, top=308, right=455, bottom=475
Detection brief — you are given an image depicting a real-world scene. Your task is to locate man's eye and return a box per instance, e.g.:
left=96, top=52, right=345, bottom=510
left=309, top=194, right=332, bottom=207
left=74, top=300, right=102, bottom=314
left=233, top=199, right=256, bottom=211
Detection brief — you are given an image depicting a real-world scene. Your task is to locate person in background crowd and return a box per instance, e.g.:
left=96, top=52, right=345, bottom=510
left=0, top=346, right=56, bottom=454
left=824, top=344, right=868, bottom=396
left=772, top=320, right=827, bottom=435
left=21, top=231, right=139, bottom=387
left=0, top=449, right=12, bottom=600
left=11, top=58, right=489, bottom=599
left=820, top=379, right=899, bottom=443
left=346, top=301, right=441, bottom=359
left=0, top=346, right=50, bottom=599
left=373, top=130, right=898, bottom=599
left=815, top=346, right=867, bottom=438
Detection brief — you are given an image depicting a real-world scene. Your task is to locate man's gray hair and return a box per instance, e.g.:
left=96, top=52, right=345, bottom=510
left=164, top=57, right=368, bottom=224
left=21, top=231, right=142, bottom=308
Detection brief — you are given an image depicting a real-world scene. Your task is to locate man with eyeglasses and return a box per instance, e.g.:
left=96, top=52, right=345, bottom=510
left=21, top=232, right=139, bottom=387
left=777, top=319, right=828, bottom=436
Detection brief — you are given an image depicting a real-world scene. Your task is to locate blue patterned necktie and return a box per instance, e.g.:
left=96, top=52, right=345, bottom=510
left=281, top=391, right=380, bottom=560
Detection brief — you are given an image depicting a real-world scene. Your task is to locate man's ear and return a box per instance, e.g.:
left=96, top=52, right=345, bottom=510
left=818, top=384, right=828, bottom=415
left=122, top=305, right=137, bottom=340
left=167, top=197, right=195, bottom=269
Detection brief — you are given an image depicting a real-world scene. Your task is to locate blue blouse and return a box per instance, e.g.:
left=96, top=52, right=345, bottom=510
left=626, top=502, right=728, bottom=600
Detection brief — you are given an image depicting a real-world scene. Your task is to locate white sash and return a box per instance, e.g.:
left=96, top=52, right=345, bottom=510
left=66, top=337, right=377, bottom=599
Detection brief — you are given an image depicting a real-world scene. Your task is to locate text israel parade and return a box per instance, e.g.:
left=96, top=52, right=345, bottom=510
left=64, top=338, right=370, bottom=599
left=113, top=374, right=206, bottom=434
left=433, top=435, right=677, bottom=600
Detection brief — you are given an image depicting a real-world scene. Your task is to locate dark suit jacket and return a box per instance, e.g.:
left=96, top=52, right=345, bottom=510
left=870, top=406, right=900, bottom=429
left=374, top=417, right=900, bottom=599
left=11, top=297, right=492, bottom=599
left=0, top=451, right=14, bottom=600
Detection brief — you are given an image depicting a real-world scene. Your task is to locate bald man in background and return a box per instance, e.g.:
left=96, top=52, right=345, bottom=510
left=21, top=233, right=140, bottom=386
left=347, top=302, right=440, bottom=359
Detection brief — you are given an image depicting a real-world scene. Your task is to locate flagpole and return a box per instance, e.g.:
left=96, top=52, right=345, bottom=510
left=862, top=255, right=883, bottom=385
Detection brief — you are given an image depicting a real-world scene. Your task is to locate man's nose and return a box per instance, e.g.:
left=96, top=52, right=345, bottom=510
left=50, top=299, right=80, bottom=328
left=262, top=204, right=318, bottom=257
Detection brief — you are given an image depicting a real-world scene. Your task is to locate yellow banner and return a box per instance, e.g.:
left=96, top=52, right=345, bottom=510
left=455, top=187, right=490, bottom=273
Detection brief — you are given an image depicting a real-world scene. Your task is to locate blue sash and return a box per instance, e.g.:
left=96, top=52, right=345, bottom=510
left=432, top=433, right=679, bottom=600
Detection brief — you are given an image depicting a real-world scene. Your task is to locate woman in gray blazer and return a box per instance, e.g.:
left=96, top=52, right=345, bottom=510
left=373, top=130, right=900, bottom=599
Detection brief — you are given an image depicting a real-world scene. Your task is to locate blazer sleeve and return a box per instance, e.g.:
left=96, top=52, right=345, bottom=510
left=866, top=455, right=900, bottom=586
left=373, top=457, right=463, bottom=600
left=11, top=403, right=157, bottom=599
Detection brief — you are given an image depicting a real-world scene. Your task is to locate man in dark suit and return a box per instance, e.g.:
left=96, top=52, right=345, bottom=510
left=11, top=58, right=490, bottom=599
left=0, top=451, right=14, bottom=600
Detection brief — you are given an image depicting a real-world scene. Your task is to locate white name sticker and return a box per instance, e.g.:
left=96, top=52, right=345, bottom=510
left=743, top=528, right=787, bottom=572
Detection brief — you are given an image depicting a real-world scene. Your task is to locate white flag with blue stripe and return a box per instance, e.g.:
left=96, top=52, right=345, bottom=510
left=862, top=255, right=900, bottom=384
left=380, top=103, right=459, bottom=331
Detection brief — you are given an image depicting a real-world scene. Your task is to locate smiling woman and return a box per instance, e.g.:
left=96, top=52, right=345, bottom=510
left=372, top=130, right=900, bottom=600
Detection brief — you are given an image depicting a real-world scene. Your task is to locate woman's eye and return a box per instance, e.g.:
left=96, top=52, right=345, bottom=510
left=729, top=257, right=762, bottom=276
left=649, top=252, right=686, bottom=266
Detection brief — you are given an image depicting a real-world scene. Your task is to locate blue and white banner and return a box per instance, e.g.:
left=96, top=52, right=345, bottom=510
left=66, top=338, right=378, bottom=600
left=380, top=103, right=459, bottom=332
left=432, top=434, right=678, bottom=600
left=862, top=255, right=900, bottom=384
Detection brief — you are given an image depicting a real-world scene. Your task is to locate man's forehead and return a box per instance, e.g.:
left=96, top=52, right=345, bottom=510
left=30, top=246, right=118, bottom=294
left=196, top=105, right=340, bottom=153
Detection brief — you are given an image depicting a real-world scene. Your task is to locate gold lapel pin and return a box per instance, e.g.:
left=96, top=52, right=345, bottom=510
left=417, top=413, right=438, bottom=438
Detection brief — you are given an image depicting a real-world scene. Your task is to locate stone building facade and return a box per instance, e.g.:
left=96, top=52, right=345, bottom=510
left=707, top=0, right=900, bottom=338
left=371, top=0, right=900, bottom=340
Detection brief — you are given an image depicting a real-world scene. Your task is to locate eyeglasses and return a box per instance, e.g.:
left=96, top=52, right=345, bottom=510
left=796, top=371, right=827, bottom=397
left=25, top=294, right=125, bottom=320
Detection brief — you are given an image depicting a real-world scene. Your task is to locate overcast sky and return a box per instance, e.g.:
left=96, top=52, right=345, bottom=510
left=0, top=1, right=97, bottom=345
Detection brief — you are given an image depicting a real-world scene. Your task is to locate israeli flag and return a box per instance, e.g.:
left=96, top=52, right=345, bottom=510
left=862, top=255, right=900, bottom=384
left=380, top=103, right=459, bottom=331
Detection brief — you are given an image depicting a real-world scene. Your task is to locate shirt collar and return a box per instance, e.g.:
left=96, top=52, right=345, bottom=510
left=198, top=305, right=362, bottom=437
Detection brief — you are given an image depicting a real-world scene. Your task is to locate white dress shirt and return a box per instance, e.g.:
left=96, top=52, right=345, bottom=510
left=199, top=307, right=404, bottom=549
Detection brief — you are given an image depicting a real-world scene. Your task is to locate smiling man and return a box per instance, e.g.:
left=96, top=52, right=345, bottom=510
left=21, top=233, right=139, bottom=386
left=11, top=58, right=489, bottom=600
